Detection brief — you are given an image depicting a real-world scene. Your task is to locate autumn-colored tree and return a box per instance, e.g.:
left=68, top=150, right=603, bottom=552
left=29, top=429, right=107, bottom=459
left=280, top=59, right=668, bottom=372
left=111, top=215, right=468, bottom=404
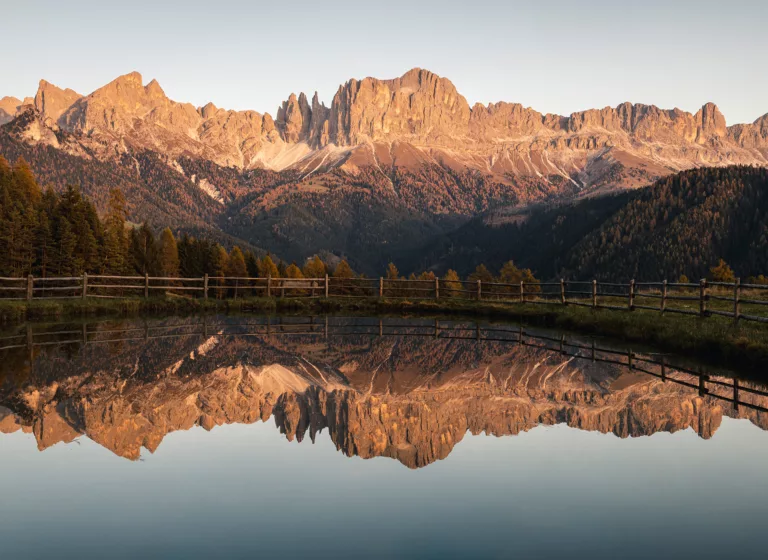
left=442, top=269, right=462, bottom=298
left=385, top=262, right=399, bottom=279
left=158, top=228, right=180, bottom=278
left=333, top=260, right=354, bottom=278
left=285, top=263, right=304, bottom=278
left=746, top=275, right=768, bottom=286
left=499, top=261, right=540, bottom=294
left=302, top=255, right=326, bottom=279
left=678, top=274, right=690, bottom=284
left=709, top=259, right=735, bottom=283
left=258, top=254, right=280, bottom=278
left=211, top=244, right=229, bottom=298
left=226, top=247, right=247, bottom=277
left=468, top=264, right=494, bottom=283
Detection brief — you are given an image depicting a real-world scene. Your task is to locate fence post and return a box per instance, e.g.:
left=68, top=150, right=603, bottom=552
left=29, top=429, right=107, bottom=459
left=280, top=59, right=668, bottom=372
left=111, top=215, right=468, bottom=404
left=520, top=280, right=524, bottom=303
left=144, top=273, right=149, bottom=299
left=699, top=279, right=707, bottom=317
left=661, top=280, right=667, bottom=313
left=267, top=275, right=272, bottom=298
left=379, top=277, right=384, bottom=298
left=733, top=278, right=741, bottom=324
left=203, top=274, right=208, bottom=300
left=26, top=274, right=33, bottom=301
left=592, top=279, right=597, bottom=309
left=325, top=274, right=329, bottom=298
left=628, top=279, right=635, bottom=311
left=82, top=273, right=88, bottom=300
left=560, top=279, right=566, bottom=305
left=477, top=280, right=482, bottom=301
left=435, top=278, right=439, bottom=300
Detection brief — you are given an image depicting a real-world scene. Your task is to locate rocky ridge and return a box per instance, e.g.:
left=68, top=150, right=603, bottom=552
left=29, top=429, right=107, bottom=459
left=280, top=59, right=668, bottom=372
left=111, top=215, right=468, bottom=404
left=4, top=69, right=768, bottom=193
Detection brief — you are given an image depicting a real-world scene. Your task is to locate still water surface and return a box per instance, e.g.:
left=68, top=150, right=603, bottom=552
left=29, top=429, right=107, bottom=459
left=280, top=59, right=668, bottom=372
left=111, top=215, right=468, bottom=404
left=1, top=316, right=767, bottom=559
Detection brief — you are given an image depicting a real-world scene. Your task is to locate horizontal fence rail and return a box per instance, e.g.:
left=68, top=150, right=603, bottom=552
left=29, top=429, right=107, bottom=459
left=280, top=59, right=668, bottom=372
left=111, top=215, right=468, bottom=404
left=2, top=317, right=765, bottom=414
left=1, top=274, right=768, bottom=325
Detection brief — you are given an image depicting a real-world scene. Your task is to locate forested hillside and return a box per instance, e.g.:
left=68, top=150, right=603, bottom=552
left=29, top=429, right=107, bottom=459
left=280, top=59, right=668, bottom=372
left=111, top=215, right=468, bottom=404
left=405, top=192, right=632, bottom=278
left=562, top=166, right=768, bottom=281
left=0, top=156, right=260, bottom=278
left=412, top=166, right=768, bottom=282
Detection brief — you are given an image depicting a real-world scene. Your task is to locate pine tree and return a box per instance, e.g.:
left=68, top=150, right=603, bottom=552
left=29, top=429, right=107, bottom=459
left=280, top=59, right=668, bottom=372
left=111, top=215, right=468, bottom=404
left=130, top=223, right=159, bottom=275
left=104, top=188, right=129, bottom=274
left=226, top=246, right=247, bottom=277
left=468, top=264, right=494, bottom=283
left=244, top=250, right=259, bottom=277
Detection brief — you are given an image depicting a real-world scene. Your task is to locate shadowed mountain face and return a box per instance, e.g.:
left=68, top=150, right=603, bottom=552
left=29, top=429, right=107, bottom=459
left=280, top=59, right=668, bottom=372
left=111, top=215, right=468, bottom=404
left=1, top=317, right=765, bottom=468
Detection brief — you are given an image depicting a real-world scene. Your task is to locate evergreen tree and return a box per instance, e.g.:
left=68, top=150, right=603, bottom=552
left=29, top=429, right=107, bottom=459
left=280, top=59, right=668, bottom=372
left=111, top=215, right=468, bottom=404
left=244, top=250, right=259, bottom=277
left=158, top=228, right=180, bottom=277
left=468, top=264, right=494, bottom=283
left=131, top=223, right=160, bottom=275
left=226, top=246, right=247, bottom=277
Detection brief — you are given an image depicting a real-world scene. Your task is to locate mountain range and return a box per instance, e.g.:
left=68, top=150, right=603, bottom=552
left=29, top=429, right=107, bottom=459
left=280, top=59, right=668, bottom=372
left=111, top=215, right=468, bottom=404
left=2, top=69, right=768, bottom=273
left=2, top=318, right=763, bottom=468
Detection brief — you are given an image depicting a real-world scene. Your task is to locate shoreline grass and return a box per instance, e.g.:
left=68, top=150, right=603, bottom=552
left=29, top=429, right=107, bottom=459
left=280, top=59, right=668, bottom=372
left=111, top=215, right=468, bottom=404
left=1, top=295, right=767, bottom=372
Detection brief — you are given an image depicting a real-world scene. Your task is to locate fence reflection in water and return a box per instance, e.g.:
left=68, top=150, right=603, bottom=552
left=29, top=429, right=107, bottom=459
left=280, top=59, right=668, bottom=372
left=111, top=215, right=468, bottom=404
left=1, top=316, right=765, bottom=414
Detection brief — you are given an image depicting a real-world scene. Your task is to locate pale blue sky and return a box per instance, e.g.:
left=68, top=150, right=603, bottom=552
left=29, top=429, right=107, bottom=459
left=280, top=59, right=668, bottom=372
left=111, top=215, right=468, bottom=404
left=3, top=0, right=766, bottom=124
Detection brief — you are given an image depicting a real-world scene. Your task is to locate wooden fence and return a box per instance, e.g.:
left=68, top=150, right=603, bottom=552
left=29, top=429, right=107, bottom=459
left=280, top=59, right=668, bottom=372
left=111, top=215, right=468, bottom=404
left=2, top=317, right=766, bottom=413
left=1, top=274, right=767, bottom=324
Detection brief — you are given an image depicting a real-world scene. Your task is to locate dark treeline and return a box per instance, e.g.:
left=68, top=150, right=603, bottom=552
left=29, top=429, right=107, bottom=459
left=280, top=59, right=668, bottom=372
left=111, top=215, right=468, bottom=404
left=0, top=156, right=260, bottom=279
left=563, top=166, right=768, bottom=281
left=411, top=166, right=768, bottom=283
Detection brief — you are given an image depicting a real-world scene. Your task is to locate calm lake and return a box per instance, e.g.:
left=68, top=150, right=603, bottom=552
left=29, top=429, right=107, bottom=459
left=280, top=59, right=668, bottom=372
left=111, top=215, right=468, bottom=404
left=1, top=315, right=767, bottom=559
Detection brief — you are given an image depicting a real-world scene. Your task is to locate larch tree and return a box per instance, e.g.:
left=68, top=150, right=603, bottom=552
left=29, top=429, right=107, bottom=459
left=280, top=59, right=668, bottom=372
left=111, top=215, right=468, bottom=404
left=302, top=255, right=326, bottom=278
left=333, top=260, right=354, bottom=278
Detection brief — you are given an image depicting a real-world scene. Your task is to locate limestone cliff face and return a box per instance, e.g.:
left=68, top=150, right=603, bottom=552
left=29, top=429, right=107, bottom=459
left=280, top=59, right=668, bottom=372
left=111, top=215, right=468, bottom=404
left=0, top=96, right=24, bottom=125
left=4, top=68, right=768, bottom=190
left=33, top=80, right=82, bottom=126
left=1, top=329, right=764, bottom=468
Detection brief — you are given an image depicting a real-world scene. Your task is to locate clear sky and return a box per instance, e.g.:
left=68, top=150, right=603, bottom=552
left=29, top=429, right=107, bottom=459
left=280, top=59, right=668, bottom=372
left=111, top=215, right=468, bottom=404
left=3, top=0, right=766, bottom=124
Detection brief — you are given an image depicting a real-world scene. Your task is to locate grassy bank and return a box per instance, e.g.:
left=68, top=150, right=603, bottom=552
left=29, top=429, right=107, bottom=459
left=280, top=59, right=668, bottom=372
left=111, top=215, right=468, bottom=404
left=1, top=295, right=767, bottom=370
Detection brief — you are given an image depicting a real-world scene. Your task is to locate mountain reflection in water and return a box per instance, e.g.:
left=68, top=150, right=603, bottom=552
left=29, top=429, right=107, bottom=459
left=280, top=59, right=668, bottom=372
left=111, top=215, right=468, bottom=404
left=1, top=315, right=766, bottom=469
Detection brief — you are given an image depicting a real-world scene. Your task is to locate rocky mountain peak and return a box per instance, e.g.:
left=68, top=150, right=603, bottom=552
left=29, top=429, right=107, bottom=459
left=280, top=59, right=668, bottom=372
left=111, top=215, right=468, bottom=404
left=276, top=91, right=312, bottom=143
left=33, top=79, right=82, bottom=125
left=0, top=96, right=23, bottom=125
left=694, top=102, right=727, bottom=140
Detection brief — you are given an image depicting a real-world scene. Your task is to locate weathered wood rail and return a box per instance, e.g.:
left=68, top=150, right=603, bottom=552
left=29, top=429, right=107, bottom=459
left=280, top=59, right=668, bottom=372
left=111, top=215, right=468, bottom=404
left=2, top=316, right=765, bottom=413
left=1, top=274, right=767, bottom=325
